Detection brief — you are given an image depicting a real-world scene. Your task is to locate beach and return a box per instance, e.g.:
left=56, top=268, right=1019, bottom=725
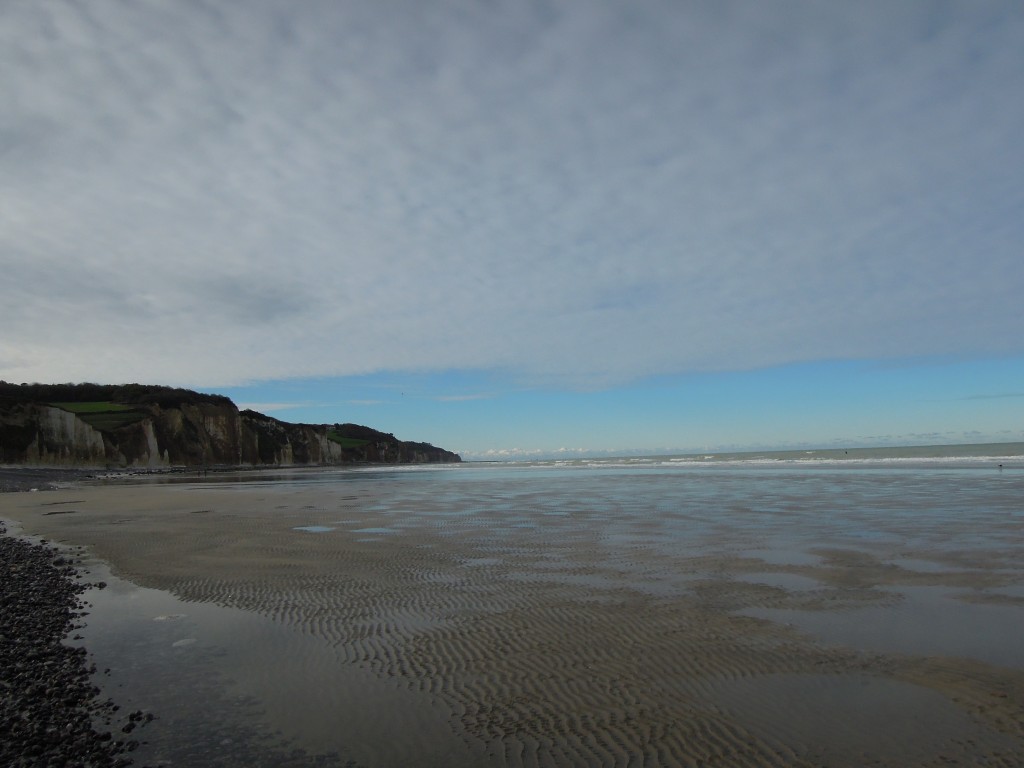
left=2, top=459, right=1023, bottom=766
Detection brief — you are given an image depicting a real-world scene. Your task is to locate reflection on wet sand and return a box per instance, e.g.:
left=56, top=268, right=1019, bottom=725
left=3, top=466, right=1024, bottom=767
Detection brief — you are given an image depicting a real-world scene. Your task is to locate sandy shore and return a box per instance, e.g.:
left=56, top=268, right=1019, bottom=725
left=2, top=473, right=1023, bottom=767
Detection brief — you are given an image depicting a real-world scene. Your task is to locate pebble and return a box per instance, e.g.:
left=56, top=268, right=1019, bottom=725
left=0, top=522, right=154, bottom=767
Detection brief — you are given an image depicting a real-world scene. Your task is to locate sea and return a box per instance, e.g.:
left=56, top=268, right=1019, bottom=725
left=159, top=441, right=1023, bottom=487
left=469, top=441, right=1024, bottom=470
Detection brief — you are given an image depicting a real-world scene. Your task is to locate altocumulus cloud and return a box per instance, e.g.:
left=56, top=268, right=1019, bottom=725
left=2, top=1, right=1023, bottom=388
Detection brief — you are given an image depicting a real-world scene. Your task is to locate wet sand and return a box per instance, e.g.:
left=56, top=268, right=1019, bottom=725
left=2, top=471, right=1023, bottom=767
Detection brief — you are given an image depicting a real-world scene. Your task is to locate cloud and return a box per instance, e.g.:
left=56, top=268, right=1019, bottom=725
left=961, top=392, right=1024, bottom=400
left=3, top=1, right=1023, bottom=388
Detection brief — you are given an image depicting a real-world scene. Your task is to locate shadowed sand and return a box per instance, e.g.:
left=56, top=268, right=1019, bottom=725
left=3, top=471, right=1023, bottom=767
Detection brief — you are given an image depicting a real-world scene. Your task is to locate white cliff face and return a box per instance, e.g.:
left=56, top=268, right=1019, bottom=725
left=27, top=406, right=106, bottom=465
left=202, top=411, right=236, bottom=445
left=2, top=394, right=458, bottom=467
left=269, top=430, right=346, bottom=465
left=319, top=435, right=345, bottom=462
left=133, top=421, right=168, bottom=468
left=190, top=406, right=244, bottom=464
left=164, top=409, right=184, bottom=433
left=277, top=443, right=294, bottom=465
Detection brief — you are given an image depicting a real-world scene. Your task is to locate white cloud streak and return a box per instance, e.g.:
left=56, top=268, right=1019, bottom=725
left=2, top=0, right=1023, bottom=388
left=434, top=394, right=493, bottom=402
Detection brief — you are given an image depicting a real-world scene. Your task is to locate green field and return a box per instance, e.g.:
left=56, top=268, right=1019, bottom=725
left=326, top=430, right=370, bottom=448
left=50, top=401, right=147, bottom=431
left=50, top=401, right=136, bottom=413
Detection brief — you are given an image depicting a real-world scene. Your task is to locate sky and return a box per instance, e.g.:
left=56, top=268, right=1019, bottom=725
left=2, top=1, right=1023, bottom=460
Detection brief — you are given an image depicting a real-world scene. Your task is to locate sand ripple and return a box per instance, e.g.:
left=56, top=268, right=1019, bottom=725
left=6, top=474, right=1024, bottom=767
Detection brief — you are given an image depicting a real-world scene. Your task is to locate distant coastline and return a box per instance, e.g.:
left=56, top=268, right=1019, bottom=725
left=0, top=382, right=460, bottom=469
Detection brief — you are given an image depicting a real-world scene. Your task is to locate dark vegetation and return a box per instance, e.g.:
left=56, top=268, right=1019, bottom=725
left=0, top=382, right=232, bottom=409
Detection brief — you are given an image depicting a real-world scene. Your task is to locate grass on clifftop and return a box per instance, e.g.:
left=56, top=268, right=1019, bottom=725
left=50, top=401, right=135, bottom=413
left=50, top=401, right=147, bottom=432
left=326, top=429, right=371, bottom=448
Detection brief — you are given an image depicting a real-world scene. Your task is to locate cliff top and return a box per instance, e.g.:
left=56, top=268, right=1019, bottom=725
left=0, top=382, right=232, bottom=409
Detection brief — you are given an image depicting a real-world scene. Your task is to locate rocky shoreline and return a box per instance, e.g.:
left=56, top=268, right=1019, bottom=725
left=0, top=521, right=151, bottom=767
left=0, top=467, right=102, bottom=493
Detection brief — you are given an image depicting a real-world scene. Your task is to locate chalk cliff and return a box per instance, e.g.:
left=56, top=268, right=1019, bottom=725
left=0, top=383, right=460, bottom=468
